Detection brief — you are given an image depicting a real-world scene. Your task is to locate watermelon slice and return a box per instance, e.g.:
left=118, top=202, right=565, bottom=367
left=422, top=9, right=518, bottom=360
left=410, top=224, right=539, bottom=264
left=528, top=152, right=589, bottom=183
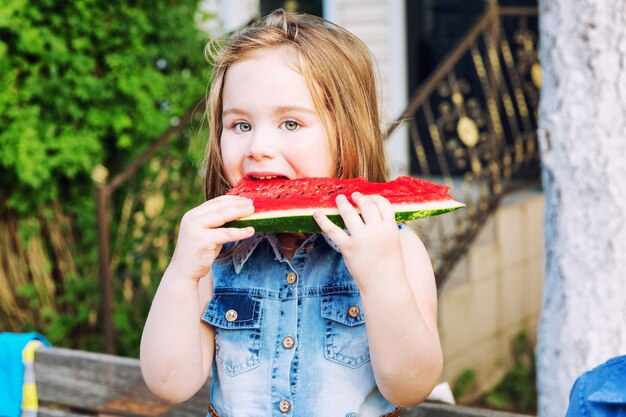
left=224, top=176, right=464, bottom=233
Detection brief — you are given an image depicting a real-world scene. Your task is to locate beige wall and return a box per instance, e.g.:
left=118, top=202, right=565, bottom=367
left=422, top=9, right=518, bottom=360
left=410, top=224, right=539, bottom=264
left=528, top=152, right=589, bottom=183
left=436, top=189, right=545, bottom=399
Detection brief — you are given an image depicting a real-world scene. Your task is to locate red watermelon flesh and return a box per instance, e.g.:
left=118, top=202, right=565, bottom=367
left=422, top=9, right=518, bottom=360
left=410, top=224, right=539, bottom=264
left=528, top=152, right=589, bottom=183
left=225, top=176, right=464, bottom=233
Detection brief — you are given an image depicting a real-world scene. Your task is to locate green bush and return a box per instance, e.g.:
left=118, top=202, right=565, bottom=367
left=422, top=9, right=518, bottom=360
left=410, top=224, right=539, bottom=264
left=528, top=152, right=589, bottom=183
left=0, top=0, right=212, bottom=355
left=454, top=330, right=537, bottom=414
left=453, top=369, right=478, bottom=399
left=0, top=0, right=208, bottom=213
left=483, top=331, right=537, bottom=413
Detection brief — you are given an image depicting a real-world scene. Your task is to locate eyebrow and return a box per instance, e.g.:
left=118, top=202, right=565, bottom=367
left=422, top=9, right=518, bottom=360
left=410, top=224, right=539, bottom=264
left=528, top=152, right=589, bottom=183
left=222, top=106, right=318, bottom=117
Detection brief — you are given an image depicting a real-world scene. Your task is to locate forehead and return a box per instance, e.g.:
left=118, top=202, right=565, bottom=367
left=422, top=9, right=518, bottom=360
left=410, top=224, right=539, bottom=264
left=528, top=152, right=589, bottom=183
left=242, top=46, right=302, bottom=72
left=221, top=47, right=316, bottom=110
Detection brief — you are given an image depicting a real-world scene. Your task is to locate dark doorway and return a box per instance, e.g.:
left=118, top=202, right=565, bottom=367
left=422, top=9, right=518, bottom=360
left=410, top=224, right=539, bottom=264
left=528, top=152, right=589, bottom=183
left=261, top=0, right=323, bottom=17
left=405, top=0, right=539, bottom=176
left=407, top=0, right=538, bottom=95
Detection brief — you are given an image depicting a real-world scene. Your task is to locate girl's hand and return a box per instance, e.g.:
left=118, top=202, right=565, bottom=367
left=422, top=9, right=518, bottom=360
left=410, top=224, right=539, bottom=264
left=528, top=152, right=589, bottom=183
left=316, top=193, right=442, bottom=404
left=168, top=195, right=255, bottom=281
left=313, top=192, right=403, bottom=288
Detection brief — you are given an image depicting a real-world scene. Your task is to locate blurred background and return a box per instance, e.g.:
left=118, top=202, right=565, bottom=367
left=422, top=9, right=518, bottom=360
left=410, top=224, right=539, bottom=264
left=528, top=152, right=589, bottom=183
left=0, top=0, right=542, bottom=413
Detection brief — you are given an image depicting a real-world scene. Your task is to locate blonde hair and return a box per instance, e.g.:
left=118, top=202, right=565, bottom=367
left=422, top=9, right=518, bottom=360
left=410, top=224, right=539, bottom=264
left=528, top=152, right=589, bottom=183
left=203, top=9, right=387, bottom=200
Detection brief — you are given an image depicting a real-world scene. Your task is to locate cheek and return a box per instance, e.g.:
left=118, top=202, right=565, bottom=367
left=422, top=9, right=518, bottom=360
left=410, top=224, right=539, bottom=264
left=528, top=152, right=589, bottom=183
left=220, top=135, right=240, bottom=161
left=301, top=130, right=334, bottom=177
left=220, top=138, right=242, bottom=182
left=308, top=142, right=329, bottom=172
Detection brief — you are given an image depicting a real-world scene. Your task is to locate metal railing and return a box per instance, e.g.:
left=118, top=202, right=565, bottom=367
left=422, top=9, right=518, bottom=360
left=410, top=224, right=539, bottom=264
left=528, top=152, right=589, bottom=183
left=388, top=5, right=540, bottom=288
left=94, top=101, right=206, bottom=353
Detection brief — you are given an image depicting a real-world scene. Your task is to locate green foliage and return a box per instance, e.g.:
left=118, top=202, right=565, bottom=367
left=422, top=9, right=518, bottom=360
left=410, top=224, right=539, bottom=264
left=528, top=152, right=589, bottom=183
left=0, top=0, right=208, bottom=213
left=106, top=148, right=207, bottom=356
left=452, top=330, right=537, bottom=414
left=0, top=0, right=212, bottom=354
left=483, top=331, right=537, bottom=413
left=453, top=369, right=477, bottom=399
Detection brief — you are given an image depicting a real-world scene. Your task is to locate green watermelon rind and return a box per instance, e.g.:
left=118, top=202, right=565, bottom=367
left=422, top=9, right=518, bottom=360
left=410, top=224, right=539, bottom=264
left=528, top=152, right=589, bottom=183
left=224, top=201, right=465, bottom=233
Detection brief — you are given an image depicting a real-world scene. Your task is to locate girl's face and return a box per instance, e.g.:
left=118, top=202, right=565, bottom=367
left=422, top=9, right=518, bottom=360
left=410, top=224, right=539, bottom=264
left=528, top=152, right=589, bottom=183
left=220, top=47, right=334, bottom=186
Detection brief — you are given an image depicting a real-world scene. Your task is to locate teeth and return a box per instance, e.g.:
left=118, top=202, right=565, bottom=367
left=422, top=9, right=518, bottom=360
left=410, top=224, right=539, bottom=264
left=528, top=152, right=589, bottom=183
left=252, top=175, right=281, bottom=180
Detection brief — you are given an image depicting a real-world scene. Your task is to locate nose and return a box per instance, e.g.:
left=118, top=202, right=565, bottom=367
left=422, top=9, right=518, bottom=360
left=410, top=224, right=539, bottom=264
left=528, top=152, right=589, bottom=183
left=246, top=127, right=277, bottom=161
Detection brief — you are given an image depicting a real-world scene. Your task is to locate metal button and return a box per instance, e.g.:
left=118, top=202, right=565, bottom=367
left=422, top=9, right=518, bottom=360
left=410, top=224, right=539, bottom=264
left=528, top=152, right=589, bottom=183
left=286, top=271, right=297, bottom=285
left=225, top=309, right=238, bottom=322
left=279, top=399, right=291, bottom=413
left=348, top=305, right=360, bottom=318
left=305, top=243, right=315, bottom=253
left=282, top=336, right=295, bottom=349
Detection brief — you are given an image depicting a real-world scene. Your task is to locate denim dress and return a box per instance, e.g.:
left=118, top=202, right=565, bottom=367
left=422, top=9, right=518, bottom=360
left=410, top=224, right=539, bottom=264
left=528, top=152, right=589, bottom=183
left=202, top=233, right=397, bottom=417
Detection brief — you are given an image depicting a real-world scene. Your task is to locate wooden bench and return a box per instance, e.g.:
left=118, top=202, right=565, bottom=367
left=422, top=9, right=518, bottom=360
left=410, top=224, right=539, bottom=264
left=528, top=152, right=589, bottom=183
left=34, top=347, right=530, bottom=417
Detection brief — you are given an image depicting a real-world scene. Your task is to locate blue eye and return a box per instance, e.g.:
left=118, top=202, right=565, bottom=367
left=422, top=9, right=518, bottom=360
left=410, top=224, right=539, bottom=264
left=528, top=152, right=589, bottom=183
left=282, top=120, right=299, bottom=131
left=234, top=122, right=251, bottom=133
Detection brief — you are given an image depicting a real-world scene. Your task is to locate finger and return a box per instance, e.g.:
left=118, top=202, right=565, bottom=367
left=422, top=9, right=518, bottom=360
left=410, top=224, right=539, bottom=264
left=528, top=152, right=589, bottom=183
left=213, top=194, right=252, bottom=202
left=208, top=226, right=256, bottom=245
left=180, top=202, right=253, bottom=229
left=369, top=195, right=396, bottom=224
left=313, top=210, right=350, bottom=247
left=193, top=195, right=254, bottom=216
left=335, top=194, right=364, bottom=231
left=352, top=192, right=383, bottom=224
left=200, top=203, right=256, bottom=228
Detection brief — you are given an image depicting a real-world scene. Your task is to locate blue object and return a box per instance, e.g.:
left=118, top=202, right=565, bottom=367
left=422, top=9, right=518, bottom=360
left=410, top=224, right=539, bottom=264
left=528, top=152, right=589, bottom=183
left=204, top=229, right=407, bottom=417
left=565, top=355, right=626, bottom=417
left=0, top=332, right=50, bottom=417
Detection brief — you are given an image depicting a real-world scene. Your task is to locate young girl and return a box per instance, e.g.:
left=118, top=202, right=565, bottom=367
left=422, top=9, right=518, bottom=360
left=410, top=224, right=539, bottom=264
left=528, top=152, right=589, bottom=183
left=140, top=9, right=442, bottom=417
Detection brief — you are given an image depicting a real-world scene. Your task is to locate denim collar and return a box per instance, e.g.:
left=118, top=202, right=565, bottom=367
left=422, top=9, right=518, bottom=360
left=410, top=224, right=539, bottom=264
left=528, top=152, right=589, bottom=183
left=232, top=233, right=340, bottom=274
left=588, top=357, right=626, bottom=404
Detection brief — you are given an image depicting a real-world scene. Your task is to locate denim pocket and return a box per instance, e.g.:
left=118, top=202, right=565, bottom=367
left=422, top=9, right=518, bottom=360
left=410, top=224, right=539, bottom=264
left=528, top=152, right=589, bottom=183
left=202, top=293, right=263, bottom=376
left=321, top=294, right=370, bottom=368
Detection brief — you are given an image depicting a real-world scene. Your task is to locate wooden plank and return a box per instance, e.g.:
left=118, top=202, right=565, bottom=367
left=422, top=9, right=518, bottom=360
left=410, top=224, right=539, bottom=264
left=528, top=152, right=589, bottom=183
left=35, top=348, right=534, bottom=417
left=39, top=408, right=91, bottom=417
left=34, top=347, right=210, bottom=417
left=402, top=403, right=534, bottom=417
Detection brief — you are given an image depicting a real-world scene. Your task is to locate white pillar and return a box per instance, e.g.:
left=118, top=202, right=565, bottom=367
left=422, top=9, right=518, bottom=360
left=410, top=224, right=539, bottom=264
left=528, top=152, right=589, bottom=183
left=385, top=0, right=409, bottom=178
left=536, top=1, right=626, bottom=416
